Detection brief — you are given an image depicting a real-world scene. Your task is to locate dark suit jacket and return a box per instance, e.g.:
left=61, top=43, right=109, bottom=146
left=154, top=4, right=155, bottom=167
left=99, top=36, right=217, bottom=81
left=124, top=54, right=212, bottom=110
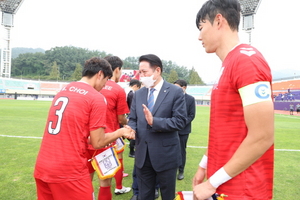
left=128, top=81, right=187, bottom=172
left=179, top=93, right=196, bottom=135
left=127, top=90, right=134, bottom=109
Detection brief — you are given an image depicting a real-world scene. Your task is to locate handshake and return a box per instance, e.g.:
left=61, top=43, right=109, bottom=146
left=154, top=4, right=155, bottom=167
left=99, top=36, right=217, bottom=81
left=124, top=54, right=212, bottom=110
left=120, top=125, right=135, bottom=140
left=87, top=125, right=135, bottom=149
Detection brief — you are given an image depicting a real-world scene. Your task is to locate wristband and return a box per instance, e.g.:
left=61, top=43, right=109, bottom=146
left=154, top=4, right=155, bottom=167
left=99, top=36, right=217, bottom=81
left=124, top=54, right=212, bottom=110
left=209, top=167, right=232, bottom=188
left=199, top=155, right=208, bottom=169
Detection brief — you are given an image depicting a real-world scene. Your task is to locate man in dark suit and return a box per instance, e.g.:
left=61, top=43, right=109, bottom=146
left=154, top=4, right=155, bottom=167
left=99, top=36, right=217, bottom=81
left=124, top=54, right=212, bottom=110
left=128, top=54, right=187, bottom=200
left=174, top=79, right=196, bottom=180
left=126, top=79, right=142, bottom=158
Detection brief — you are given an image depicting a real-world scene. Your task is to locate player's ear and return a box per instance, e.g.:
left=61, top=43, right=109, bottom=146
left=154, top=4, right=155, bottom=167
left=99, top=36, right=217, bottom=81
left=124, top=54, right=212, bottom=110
left=114, top=67, right=120, bottom=73
left=215, top=13, right=222, bottom=27
left=97, top=70, right=103, bottom=80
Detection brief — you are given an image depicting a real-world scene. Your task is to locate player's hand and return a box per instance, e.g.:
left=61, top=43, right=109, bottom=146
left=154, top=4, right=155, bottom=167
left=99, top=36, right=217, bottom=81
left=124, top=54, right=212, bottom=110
left=142, top=104, right=153, bottom=126
left=193, top=180, right=216, bottom=200
left=193, top=166, right=206, bottom=187
left=104, top=143, right=112, bottom=148
left=122, top=125, right=135, bottom=139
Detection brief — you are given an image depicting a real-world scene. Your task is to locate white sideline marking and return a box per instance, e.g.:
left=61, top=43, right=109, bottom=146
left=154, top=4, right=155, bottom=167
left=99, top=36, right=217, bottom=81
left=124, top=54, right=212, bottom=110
left=0, top=134, right=42, bottom=139
left=1, top=134, right=300, bottom=152
left=275, top=114, right=300, bottom=119
left=187, top=145, right=300, bottom=152
left=274, top=149, right=300, bottom=152
left=187, top=145, right=207, bottom=149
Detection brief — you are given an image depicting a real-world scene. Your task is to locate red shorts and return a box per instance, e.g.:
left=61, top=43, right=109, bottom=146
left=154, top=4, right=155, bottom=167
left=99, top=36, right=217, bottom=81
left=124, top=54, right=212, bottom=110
left=35, top=177, right=94, bottom=200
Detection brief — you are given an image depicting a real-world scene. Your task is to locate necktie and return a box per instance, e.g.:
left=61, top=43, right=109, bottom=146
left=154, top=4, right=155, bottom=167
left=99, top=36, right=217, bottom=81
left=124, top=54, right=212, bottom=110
left=148, top=88, right=155, bottom=112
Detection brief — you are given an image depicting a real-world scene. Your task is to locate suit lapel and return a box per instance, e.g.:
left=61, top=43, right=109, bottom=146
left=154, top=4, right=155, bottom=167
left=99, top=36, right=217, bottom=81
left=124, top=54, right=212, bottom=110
left=152, top=81, right=170, bottom=115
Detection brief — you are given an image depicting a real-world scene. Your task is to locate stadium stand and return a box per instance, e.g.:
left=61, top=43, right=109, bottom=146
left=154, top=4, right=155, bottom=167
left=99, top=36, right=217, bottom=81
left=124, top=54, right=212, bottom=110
left=40, top=82, right=69, bottom=93
left=0, top=78, right=68, bottom=100
left=272, top=79, right=300, bottom=110
left=0, top=79, right=5, bottom=96
left=1, top=77, right=299, bottom=110
left=272, top=79, right=300, bottom=91
left=186, top=86, right=212, bottom=105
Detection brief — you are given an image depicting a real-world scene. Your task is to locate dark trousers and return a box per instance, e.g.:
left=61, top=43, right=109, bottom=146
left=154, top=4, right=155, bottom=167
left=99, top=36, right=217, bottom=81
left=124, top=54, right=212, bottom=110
left=136, top=151, right=177, bottom=200
left=132, top=164, right=139, bottom=195
left=129, top=139, right=136, bottom=153
left=178, top=134, right=189, bottom=173
left=132, top=164, right=160, bottom=195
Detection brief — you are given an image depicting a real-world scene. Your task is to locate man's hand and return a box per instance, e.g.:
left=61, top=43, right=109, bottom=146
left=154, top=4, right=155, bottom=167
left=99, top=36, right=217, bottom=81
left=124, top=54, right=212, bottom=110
left=192, top=166, right=206, bottom=187
left=142, top=104, right=153, bottom=126
left=193, top=180, right=216, bottom=200
left=122, top=125, right=135, bottom=139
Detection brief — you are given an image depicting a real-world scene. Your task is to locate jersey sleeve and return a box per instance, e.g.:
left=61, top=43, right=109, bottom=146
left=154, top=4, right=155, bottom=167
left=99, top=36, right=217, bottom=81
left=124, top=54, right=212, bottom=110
left=232, top=48, right=273, bottom=106
left=89, top=94, right=107, bottom=131
left=116, top=88, right=130, bottom=115
left=233, top=49, right=271, bottom=88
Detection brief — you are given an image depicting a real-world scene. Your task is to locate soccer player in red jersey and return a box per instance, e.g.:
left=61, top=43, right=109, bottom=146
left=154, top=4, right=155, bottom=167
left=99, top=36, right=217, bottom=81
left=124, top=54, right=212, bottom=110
left=192, top=1, right=274, bottom=200
left=34, top=57, right=135, bottom=200
left=86, top=56, right=131, bottom=200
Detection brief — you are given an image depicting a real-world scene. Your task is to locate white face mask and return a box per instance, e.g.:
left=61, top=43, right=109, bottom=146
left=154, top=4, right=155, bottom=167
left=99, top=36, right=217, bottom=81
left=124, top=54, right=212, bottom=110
left=140, top=75, right=156, bottom=88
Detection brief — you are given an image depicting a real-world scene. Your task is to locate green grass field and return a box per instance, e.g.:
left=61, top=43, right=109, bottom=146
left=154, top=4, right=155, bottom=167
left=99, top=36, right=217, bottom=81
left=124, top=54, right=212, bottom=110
left=0, top=99, right=299, bottom=200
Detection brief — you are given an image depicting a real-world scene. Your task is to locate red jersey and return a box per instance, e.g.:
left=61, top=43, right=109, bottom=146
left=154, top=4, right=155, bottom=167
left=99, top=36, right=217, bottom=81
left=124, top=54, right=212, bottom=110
left=34, top=81, right=107, bottom=183
left=100, top=80, right=129, bottom=133
left=86, top=80, right=129, bottom=153
left=208, top=44, right=274, bottom=199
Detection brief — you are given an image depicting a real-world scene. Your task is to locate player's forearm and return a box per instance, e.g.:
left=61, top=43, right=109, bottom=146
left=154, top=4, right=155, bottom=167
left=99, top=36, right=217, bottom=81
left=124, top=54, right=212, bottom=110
left=208, top=102, right=274, bottom=189
left=223, top=128, right=274, bottom=178
left=118, top=115, right=128, bottom=125
left=92, top=129, right=123, bottom=149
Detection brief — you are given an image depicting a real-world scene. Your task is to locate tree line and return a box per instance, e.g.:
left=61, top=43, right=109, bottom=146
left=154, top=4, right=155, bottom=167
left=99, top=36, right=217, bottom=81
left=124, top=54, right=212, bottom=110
left=11, top=46, right=205, bottom=85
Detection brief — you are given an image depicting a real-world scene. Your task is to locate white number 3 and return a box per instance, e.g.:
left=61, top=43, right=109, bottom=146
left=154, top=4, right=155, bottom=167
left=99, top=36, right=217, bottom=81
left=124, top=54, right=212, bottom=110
left=48, top=97, right=69, bottom=135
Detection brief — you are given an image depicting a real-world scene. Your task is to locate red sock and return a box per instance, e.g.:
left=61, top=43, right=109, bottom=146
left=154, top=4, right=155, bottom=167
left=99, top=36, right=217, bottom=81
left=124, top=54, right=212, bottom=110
left=98, top=186, right=112, bottom=200
left=120, top=158, right=124, bottom=173
left=114, top=158, right=123, bottom=189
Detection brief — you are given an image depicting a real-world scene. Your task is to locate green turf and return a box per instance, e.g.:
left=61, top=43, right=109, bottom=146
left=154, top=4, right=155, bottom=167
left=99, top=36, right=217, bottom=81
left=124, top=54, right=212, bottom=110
left=0, top=99, right=299, bottom=199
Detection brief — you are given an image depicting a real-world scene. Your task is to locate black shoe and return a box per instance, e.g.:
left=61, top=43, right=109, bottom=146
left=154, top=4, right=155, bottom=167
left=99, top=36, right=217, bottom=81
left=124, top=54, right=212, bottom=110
left=155, top=188, right=159, bottom=199
left=130, top=195, right=138, bottom=200
left=177, top=172, right=184, bottom=180
left=129, top=153, right=135, bottom=158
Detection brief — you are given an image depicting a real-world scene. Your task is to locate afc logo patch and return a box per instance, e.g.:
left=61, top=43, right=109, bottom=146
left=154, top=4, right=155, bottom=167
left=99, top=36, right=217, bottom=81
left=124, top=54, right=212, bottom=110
left=255, top=83, right=270, bottom=99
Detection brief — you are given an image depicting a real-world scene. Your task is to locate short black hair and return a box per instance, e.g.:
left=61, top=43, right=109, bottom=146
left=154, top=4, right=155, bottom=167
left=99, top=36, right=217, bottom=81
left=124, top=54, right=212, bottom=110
left=129, top=79, right=141, bottom=88
left=104, top=56, right=123, bottom=71
left=174, top=79, right=187, bottom=87
left=139, top=54, right=163, bottom=73
left=82, top=57, right=112, bottom=79
left=196, top=0, right=241, bottom=31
